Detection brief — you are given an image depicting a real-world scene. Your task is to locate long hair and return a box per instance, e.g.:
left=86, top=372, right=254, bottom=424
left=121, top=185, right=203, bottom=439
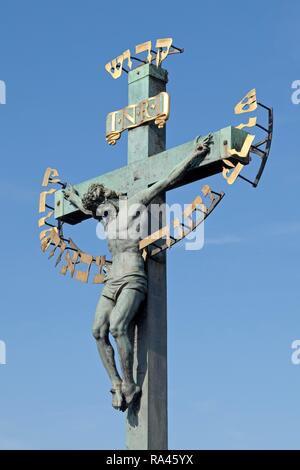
left=82, top=183, right=120, bottom=213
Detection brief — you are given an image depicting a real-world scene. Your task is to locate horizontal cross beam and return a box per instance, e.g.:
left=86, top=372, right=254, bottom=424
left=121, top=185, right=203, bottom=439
left=54, top=125, right=249, bottom=224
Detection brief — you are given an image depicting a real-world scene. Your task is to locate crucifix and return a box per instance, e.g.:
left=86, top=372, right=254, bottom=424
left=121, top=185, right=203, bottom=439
left=38, top=38, right=273, bottom=450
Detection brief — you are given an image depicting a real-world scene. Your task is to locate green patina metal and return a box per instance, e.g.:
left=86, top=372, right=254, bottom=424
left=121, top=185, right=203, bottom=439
left=55, top=125, right=249, bottom=224
left=54, top=63, right=254, bottom=450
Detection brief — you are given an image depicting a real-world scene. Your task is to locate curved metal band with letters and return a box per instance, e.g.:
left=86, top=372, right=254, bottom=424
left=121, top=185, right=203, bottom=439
left=39, top=169, right=225, bottom=279
left=38, top=168, right=107, bottom=285
left=139, top=185, right=225, bottom=258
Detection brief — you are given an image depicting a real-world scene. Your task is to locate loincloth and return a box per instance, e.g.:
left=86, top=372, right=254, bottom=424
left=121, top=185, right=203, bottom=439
left=102, top=272, right=148, bottom=302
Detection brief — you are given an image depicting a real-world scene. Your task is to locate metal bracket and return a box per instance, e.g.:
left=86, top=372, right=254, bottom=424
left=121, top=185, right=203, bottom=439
left=238, top=102, right=273, bottom=187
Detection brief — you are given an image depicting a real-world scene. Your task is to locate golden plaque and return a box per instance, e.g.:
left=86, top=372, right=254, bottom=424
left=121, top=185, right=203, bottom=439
left=106, top=91, right=170, bottom=145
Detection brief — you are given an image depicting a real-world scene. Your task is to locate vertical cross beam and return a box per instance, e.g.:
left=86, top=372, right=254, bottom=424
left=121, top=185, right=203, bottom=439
left=126, top=64, right=168, bottom=450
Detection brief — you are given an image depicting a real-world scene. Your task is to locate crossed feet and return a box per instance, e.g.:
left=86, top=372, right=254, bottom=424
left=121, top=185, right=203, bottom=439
left=110, top=382, right=141, bottom=412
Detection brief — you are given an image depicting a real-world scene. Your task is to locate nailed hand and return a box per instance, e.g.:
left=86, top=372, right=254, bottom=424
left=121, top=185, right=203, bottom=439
left=63, top=184, right=78, bottom=200
left=193, top=133, right=213, bottom=158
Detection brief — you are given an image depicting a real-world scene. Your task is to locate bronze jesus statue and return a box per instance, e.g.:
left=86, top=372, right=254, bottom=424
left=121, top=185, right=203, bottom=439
left=63, top=135, right=211, bottom=411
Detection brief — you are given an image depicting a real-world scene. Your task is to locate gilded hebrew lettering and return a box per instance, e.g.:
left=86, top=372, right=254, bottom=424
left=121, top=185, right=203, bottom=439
left=222, top=160, right=245, bottom=185
left=38, top=210, right=54, bottom=228
left=140, top=184, right=217, bottom=253
left=225, top=133, right=255, bottom=159
left=93, top=255, right=106, bottom=284
left=183, top=195, right=205, bottom=230
left=39, top=189, right=56, bottom=213
left=40, top=227, right=59, bottom=252
left=60, top=251, right=77, bottom=277
left=105, top=49, right=133, bottom=79
left=122, top=49, right=132, bottom=70
left=40, top=233, right=52, bottom=252
left=222, top=133, right=255, bottom=185
left=183, top=195, right=204, bottom=217
left=60, top=239, right=80, bottom=275
left=104, top=38, right=183, bottom=79
left=39, top=227, right=57, bottom=241
left=155, top=38, right=172, bottom=66
left=93, top=272, right=106, bottom=284
left=139, top=226, right=170, bottom=251
left=234, top=88, right=257, bottom=114
left=42, top=167, right=60, bottom=187
left=135, top=41, right=153, bottom=64
left=236, top=117, right=257, bottom=130
left=39, top=168, right=108, bottom=285
left=105, top=56, right=124, bottom=80
left=45, top=229, right=61, bottom=259
left=53, top=237, right=66, bottom=267
left=76, top=253, right=93, bottom=283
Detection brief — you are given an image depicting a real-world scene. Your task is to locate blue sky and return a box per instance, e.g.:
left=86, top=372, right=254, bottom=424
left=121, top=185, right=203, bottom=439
left=0, top=0, right=300, bottom=450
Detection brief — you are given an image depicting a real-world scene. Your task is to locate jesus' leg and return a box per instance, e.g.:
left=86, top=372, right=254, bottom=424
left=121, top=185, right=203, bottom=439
left=109, top=288, right=145, bottom=407
left=92, top=294, right=124, bottom=410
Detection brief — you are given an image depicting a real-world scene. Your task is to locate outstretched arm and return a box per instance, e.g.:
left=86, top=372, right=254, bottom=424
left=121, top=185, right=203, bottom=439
left=63, top=185, right=93, bottom=216
left=133, top=134, right=213, bottom=206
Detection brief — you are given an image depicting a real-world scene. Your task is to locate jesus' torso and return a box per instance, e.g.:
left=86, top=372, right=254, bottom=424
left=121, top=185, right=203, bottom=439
left=97, top=197, right=147, bottom=278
